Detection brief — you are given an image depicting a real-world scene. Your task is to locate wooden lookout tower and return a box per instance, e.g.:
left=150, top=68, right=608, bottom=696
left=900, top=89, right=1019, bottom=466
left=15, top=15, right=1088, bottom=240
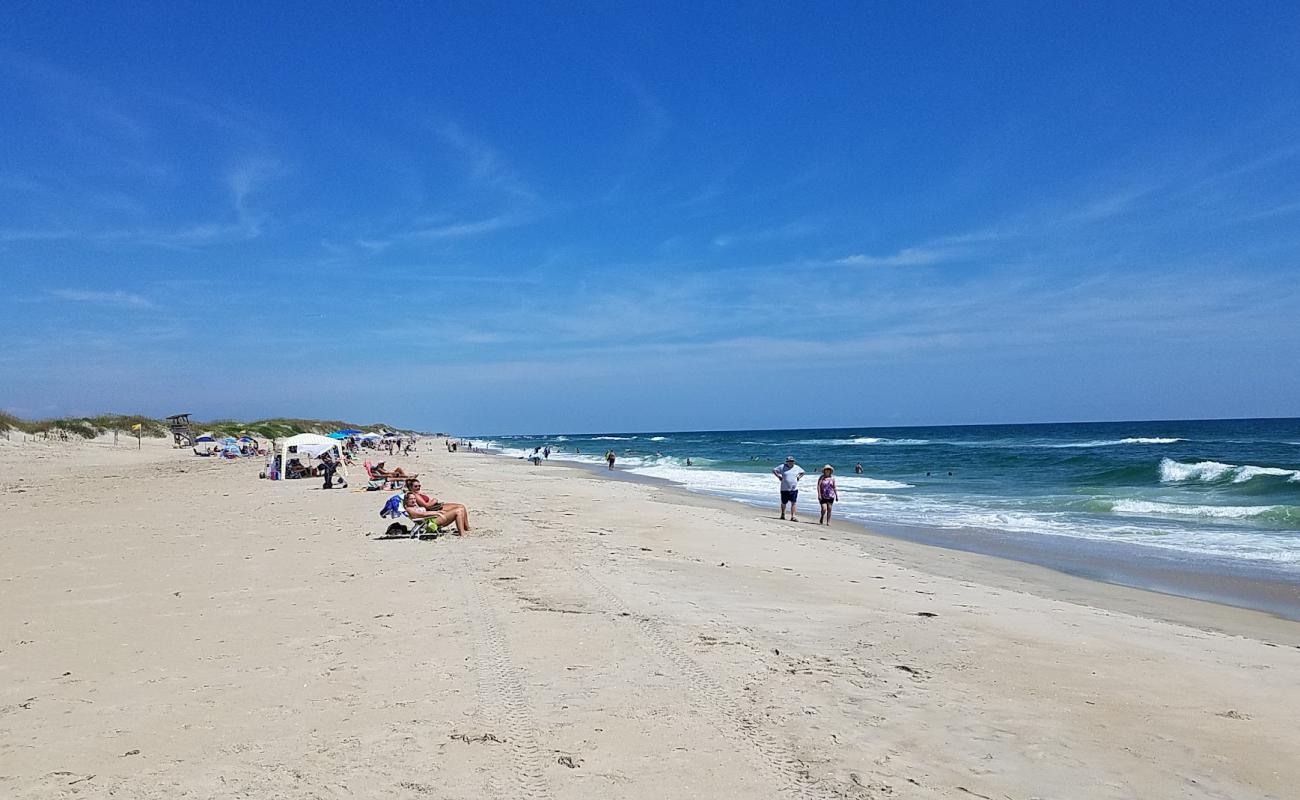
left=165, top=413, right=195, bottom=447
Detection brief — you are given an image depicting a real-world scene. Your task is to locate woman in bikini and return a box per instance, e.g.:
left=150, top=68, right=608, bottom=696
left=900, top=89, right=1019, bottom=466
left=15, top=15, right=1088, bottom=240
left=403, top=480, right=472, bottom=533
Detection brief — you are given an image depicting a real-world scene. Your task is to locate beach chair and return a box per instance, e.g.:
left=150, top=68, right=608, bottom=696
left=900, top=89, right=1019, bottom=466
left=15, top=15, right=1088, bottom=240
left=373, top=493, right=449, bottom=539
left=363, top=461, right=400, bottom=490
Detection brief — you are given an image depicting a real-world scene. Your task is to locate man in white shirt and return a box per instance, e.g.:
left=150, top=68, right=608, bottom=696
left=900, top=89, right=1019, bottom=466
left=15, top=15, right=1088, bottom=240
left=773, top=455, right=805, bottom=521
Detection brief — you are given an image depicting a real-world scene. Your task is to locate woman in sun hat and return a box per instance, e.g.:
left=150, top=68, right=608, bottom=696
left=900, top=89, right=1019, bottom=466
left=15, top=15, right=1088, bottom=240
left=817, top=465, right=838, bottom=526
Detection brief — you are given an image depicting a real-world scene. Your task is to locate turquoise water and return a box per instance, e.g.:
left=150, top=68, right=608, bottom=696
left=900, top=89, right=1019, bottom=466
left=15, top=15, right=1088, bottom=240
left=482, top=419, right=1300, bottom=576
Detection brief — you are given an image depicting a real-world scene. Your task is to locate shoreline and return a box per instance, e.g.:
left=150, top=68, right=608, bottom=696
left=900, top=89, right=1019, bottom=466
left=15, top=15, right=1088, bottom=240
left=495, top=448, right=1300, bottom=635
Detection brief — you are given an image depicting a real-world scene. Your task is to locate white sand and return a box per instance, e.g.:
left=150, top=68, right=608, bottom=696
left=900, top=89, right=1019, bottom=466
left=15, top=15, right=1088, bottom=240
left=1, top=435, right=1297, bottom=798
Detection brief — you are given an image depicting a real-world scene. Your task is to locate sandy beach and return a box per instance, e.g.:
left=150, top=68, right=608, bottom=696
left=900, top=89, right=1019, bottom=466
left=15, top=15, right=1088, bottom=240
left=2, top=436, right=1298, bottom=799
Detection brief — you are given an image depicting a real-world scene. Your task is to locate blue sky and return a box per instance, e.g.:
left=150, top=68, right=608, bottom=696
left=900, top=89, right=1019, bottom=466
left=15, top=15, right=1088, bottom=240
left=2, top=2, right=1298, bottom=433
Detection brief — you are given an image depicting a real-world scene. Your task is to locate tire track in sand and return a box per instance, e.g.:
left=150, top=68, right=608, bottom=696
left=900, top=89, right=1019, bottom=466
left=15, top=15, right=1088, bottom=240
left=565, top=554, right=829, bottom=800
left=456, top=545, right=554, bottom=800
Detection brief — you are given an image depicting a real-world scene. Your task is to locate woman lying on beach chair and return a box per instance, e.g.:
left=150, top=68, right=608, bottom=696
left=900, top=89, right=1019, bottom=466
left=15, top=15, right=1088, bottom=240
left=364, top=460, right=414, bottom=490
left=403, top=481, right=471, bottom=534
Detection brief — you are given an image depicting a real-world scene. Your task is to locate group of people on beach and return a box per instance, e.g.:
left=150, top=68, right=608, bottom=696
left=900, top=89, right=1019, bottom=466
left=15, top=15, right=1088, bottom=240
left=773, top=456, right=844, bottom=525
left=365, top=457, right=474, bottom=534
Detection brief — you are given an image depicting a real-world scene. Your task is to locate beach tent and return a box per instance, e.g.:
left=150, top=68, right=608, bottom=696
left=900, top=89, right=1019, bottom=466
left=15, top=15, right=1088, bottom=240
left=359, top=432, right=382, bottom=441
left=327, top=432, right=350, bottom=440
left=273, top=433, right=349, bottom=481
left=221, top=437, right=237, bottom=445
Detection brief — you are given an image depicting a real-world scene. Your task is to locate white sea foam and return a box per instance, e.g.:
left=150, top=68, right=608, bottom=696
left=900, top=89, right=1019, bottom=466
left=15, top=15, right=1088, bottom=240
left=1049, top=437, right=1185, bottom=448
left=626, top=463, right=914, bottom=498
left=1111, top=500, right=1279, bottom=520
left=1160, top=457, right=1300, bottom=483
left=794, top=437, right=930, bottom=446
left=649, top=436, right=669, bottom=441
left=592, top=436, right=636, bottom=440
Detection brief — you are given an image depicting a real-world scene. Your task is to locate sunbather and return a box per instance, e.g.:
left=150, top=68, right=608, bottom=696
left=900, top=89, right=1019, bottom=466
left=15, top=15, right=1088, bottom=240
left=287, top=458, right=316, bottom=479
left=404, top=480, right=467, bottom=518
left=403, top=488, right=471, bottom=534
left=373, top=461, right=414, bottom=480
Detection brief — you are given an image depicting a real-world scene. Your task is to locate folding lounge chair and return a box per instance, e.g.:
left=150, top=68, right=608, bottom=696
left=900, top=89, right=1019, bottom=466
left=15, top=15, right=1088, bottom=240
left=374, top=493, right=452, bottom=539
left=363, top=461, right=411, bottom=491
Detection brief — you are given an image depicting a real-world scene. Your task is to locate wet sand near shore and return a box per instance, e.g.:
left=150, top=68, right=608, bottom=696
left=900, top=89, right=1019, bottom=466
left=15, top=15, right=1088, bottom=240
left=522, top=451, right=1300, bottom=631
left=2, top=436, right=1298, bottom=799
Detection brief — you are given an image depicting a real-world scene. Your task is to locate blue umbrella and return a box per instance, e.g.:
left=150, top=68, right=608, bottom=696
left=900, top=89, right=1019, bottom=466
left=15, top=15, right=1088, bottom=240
left=195, top=434, right=216, bottom=443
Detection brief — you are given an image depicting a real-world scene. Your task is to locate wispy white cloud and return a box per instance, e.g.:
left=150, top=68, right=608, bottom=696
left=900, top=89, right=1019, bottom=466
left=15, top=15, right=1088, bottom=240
left=433, top=120, right=535, bottom=201
left=51, top=289, right=154, bottom=309
left=408, top=215, right=515, bottom=240
left=835, top=246, right=959, bottom=268
left=0, top=157, right=282, bottom=250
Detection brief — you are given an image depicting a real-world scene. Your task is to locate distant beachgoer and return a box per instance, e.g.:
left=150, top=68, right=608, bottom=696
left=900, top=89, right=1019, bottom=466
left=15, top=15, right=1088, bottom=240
left=817, top=465, right=838, bottom=525
left=773, top=456, right=805, bottom=521
left=854, top=462, right=863, bottom=474
left=529, top=451, right=542, bottom=466
left=686, top=458, right=693, bottom=466
left=320, top=449, right=341, bottom=489
left=606, top=450, right=616, bottom=470
left=374, top=461, right=411, bottom=480
left=543, top=446, right=551, bottom=459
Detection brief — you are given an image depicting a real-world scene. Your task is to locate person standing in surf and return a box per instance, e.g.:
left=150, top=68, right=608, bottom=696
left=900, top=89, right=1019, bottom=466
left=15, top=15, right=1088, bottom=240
left=773, top=455, right=805, bottom=521
left=817, top=465, right=838, bottom=525
left=606, top=450, right=616, bottom=470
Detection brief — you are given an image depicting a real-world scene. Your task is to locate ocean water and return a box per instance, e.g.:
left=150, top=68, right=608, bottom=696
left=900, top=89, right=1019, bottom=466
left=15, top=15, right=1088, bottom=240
left=480, top=419, right=1300, bottom=578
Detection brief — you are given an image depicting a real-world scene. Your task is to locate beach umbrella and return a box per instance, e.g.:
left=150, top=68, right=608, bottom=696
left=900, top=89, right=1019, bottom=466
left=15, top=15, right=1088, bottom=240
left=327, top=432, right=349, bottom=440
left=238, top=436, right=254, bottom=442
left=195, top=434, right=216, bottom=443
left=221, top=436, right=237, bottom=445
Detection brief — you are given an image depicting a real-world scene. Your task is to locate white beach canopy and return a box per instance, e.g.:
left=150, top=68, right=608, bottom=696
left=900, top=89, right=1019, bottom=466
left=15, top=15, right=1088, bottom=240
left=359, top=432, right=382, bottom=441
left=274, top=433, right=348, bottom=481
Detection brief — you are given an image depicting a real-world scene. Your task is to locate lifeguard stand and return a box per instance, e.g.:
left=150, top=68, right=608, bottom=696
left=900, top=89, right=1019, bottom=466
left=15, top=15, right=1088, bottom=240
left=166, top=413, right=195, bottom=447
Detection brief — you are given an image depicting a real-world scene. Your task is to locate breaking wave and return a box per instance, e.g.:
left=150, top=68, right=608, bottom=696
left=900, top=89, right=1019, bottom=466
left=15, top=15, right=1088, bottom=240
left=1049, top=437, right=1185, bottom=448
left=1159, top=458, right=1300, bottom=484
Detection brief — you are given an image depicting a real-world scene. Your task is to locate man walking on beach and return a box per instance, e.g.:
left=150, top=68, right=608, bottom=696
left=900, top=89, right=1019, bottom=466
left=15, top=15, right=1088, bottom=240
left=773, top=455, right=805, bottom=521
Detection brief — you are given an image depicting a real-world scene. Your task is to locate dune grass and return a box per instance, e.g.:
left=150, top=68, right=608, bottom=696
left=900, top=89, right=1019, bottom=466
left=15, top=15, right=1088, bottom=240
left=1, top=412, right=410, bottom=440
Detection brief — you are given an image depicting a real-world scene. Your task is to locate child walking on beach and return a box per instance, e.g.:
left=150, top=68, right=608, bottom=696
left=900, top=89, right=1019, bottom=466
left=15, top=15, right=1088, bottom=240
left=818, top=465, right=838, bottom=525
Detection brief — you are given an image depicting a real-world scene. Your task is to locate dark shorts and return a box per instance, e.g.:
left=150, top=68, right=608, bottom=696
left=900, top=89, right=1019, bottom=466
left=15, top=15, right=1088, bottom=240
left=820, top=498, right=834, bottom=505
left=780, top=490, right=798, bottom=504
